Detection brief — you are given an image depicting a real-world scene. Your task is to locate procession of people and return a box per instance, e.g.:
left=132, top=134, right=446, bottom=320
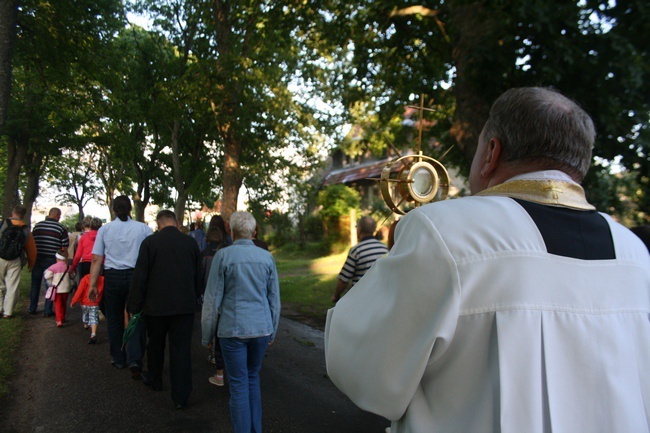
left=2, top=87, right=649, bottom=433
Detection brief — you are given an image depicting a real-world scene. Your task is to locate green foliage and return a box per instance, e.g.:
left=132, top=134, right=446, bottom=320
left=59, top=213, right=81, bottom=232
left=585, top=165, right=648, bottom=226
left=265, top=210, right=294, bottom=247
left=322, top=0, right=650, bottom=219
left=303, top=214, right=325, bottom=243
left=4, top=0, right=648, bottom=225
left=316, top=185, right=360, bottom=251
left=317, top=185, right=361, bottom=222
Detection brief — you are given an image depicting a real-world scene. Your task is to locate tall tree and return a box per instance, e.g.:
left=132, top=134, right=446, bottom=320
left=134, top=0, right=338, bottom=221
left=2, top=0, right=124, bottom=218
left=0, top=0, right=18, bottom=133
left=326, top=0, right=649, bottom=221
left=45, top=149, right=104, bottom=221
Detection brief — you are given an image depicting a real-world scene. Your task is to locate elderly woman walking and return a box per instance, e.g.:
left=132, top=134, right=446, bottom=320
left=201, top=211, right=280, bottom=433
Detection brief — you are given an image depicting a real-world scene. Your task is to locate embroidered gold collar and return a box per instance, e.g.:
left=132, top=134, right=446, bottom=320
left=476, top=179, right=595, bottom=211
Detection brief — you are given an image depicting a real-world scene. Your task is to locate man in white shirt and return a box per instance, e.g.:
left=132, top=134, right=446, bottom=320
left=89, top=195, right=152, bottom=374
left=325, top=87, right=650, bottom=433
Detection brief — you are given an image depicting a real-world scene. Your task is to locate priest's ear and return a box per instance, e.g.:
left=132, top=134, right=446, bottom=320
left=479, top=138, right=503, bottom=178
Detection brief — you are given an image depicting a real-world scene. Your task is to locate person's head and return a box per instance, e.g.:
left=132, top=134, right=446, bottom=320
left=82, top=216, right=93, bottom=230
left=209, top=215, right=227, bottom=234
left=90, top=217, right=103, bottom=231
left=189, top=222, right=196, bottom=231
left=74, top=221, right=84, bottom=232
left=11, top=205, right=26, bottom=220
left=356, top=216, right=377, bottom=238
left=469, top=87, right=596, bottom=194
left=55, top=248, right=66, bottom=262
left=206, top=226, right=224, bottom=244
left=48, top=207, right=62, bottom=221
left=112, top=195, right=132, bottom=222
left=156, top=210, right=178, bottom=230
left=229, top=211, right=256, bottom=240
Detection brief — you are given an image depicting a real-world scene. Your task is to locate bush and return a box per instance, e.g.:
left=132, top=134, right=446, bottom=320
left=317, top=184, right=361, bottom=222
left=302, top=214, right=324, bottom=242
left=59, top=213, right=81, bottom=232
left=317, top=185, right=360, bottom=246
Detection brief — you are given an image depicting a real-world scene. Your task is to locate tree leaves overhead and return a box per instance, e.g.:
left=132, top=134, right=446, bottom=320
left=321, top=0, right=649, bottom=221
left=3, top=0, right=648, bottom=223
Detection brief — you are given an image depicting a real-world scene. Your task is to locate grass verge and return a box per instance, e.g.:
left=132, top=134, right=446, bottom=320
left=0, top=269, right=30, bottom=398
left=273, top=244, right=347, bottom=330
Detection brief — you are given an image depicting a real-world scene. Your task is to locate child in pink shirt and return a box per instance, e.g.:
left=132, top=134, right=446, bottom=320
left=43, top=249, right=72, bottom=327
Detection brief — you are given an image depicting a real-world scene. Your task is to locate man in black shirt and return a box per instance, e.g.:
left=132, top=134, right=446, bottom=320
left=128, top=210, right=202, bottom=409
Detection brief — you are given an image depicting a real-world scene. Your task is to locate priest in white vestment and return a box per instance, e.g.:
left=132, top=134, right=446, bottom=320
left=325, top=87, right=650, bottom=433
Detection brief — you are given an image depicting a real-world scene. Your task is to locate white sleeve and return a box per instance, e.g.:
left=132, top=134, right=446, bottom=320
left=324, top=209, right=461, bottom=421
left=44, top=269, right=54, bottom=285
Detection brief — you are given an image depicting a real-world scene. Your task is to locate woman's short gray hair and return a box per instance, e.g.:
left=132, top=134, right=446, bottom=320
left=229, top=211, right=257, bottom=239
left=482, top=87, right=595, bottom=181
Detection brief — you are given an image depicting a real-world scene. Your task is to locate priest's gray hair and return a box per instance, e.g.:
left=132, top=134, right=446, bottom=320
left=482, top=87, right=595, bottom=181
left=230, top=211, right=256, bottom=239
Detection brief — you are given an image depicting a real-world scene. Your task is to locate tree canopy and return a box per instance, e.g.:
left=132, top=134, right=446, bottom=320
left=1, top=0, right=648, bottom=226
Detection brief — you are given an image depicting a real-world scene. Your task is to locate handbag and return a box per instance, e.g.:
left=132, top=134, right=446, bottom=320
left=45, top=266, right=69, bottom=302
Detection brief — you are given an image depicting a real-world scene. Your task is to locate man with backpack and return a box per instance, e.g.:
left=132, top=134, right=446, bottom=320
left=0, top=205, right=36, bottom=318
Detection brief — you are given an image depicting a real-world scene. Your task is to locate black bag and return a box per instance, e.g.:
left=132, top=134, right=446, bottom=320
left=0, top=219, right=27, bottom=261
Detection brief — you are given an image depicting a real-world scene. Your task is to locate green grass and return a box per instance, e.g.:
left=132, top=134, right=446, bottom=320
left=273, top=244, right=347, bottom=327
left=0, top=269, right=30, bottom=398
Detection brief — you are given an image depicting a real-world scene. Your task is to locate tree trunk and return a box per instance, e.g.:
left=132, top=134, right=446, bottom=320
left=0, top=0, right=18, bottom=131
left=133, top=173, right=148, bottom=222
left=211, top=0, right=242, bottom=223
left=133, top=195, right=147, bottom=222
left=220, top=132, right=243, bottom=223
left=76, top=200, right=85, bottom=221
left=23, top=152, right=44, bottom=227
left=3, top=135, right=28, bottom=218
left=169, top=119, right=188, bottom=225
left=447, top=2, right=493, bottom=162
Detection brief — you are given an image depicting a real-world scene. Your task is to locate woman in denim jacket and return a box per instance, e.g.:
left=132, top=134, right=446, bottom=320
left=201, top=211, right=280, bottom=433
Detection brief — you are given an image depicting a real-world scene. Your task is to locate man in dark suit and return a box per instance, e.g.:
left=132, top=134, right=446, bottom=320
left=128, top=210, right=202, bottom=409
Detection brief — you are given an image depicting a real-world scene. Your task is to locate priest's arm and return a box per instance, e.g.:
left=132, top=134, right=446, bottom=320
left=324, top=209, right=460, bottom=421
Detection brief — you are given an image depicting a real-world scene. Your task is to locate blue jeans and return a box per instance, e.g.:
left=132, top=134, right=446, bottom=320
left=103, top=269, right=145, bottom=366
left=220, top=336, right=270, bottom=433
left=29, top=257, right=55, bottom=314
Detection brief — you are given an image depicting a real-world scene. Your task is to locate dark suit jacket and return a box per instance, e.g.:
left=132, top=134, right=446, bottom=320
left=128, top=225, right=202, bottom=316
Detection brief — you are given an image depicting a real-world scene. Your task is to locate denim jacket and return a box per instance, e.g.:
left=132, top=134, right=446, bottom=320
left=201, top=239, right=280, bottom=344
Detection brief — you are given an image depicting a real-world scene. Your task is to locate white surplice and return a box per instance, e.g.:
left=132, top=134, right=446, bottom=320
left=325, top=174, right=650, bottom=433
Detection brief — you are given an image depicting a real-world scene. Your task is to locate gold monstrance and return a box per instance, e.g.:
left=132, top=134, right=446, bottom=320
left=377, top=95, right=451, bottom=215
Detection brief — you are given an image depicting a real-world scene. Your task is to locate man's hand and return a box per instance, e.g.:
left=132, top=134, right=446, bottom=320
left=331, top=278, right=348, bottom=304
left=88, top=285, right=98, bottom=302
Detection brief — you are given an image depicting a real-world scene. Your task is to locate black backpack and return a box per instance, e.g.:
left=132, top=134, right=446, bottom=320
left=0, top=219, right=27, bottom=261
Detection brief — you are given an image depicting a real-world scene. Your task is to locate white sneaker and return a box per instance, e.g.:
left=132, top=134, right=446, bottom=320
left=209, top=374, right=224, bottom=386
left=385, top=428, right=391, bottom=433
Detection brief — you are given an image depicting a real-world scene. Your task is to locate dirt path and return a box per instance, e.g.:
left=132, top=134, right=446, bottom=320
left=0, top=300, right=388, bottom=433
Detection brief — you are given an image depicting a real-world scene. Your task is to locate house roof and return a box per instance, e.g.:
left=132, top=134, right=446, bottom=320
left=322, top=158, right=404, bottom=186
